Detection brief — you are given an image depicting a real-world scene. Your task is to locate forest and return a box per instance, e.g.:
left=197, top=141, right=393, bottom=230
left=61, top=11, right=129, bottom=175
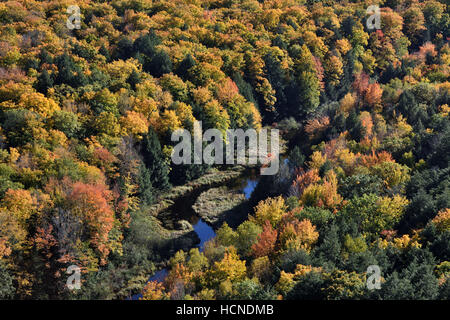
left=0, top=0, right=449, bottom=300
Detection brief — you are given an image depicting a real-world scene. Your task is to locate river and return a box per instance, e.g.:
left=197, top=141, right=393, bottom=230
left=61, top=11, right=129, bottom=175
left=130, top=171, right=260, bottom=299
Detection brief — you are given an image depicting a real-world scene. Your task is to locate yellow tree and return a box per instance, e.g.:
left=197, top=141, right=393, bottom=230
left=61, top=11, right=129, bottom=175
left=208, top=247, right=246, bottom=285
left=279, top=219, right=319, bottom=252
left=251, top=196, right=286, bottom=228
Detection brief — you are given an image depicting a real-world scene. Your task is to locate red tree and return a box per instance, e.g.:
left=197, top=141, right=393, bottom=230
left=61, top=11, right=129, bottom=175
left=251, top=220, right=278, bottom=258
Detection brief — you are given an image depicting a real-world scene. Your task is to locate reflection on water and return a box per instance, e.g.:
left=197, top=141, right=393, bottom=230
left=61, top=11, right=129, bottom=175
left=130, top=170, right=260, bottom=299
left=131, top=268, right=168, bottom=299
left=193, top=218, right=216, bottom=251
left=148, top=268, right=168, bottom=282
left=243, top=179, right=258, bottom=199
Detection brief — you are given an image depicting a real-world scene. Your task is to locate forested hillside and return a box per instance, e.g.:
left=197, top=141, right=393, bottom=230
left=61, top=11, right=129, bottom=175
left=0, top=0, right=449, bottom=300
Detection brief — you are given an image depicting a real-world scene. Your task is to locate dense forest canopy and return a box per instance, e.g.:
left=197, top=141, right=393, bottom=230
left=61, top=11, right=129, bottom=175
left=0, top=0, right=449, bottom=300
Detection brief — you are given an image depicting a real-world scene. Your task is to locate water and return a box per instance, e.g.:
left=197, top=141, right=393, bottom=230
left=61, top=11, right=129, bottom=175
left=130, top=173, right=260, bottom=299
left=193, top=218, right=216, bottom=251
left=242, top=179, right=259, bottom=199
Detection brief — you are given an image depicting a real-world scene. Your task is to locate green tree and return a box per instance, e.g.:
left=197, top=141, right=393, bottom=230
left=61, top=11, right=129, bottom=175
left=144, top=50, right=172, bottom=77
left=127, top=69, right=141, bottom=90
left=0, top=262, right=14, bottom=299
left=176, top=54, right=196, bottom=80
left=141, top=128, right=170, bottom=191
left=137, top=163, right=154, bottom=206
left=34, top=70, right=53, bottom=94
left=290, top=44, right=321, bottom=119
left=55, top=53, right=87, bottom=87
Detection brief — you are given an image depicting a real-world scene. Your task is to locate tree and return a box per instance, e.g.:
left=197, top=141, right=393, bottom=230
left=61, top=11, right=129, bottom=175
left=144, top=50, right=172, bottom=77
left=432, top=209, right=450, bottom=233
left=346, top=110, right=365, bottom=141
left=279, top=219, right=319, bottom=252
left=133, top=31, right=160, bottom=56
left=251, top=220, right=278, bottom=258
left=0, top=261, right=14, bottom=299
left=299, top=170, right=343, bottom=211
left=54, top=53, right=87, bottom=87
left=285, top=271, right=326, bottom=300
left=176, top=54, right=196, bottom=80
left=38, top=48, right=52, bottom=65
left=120, top=111, right=148, bottom=139
left=251, top=196, right=286, bottom=228
left=236, top=221, right=262, bottom=257
left=232, top=73, right=258, bottom=110
left=380, top=260, right=439, bottom=300
left=114, top=37, right=134, bottom=60
left=208, top=247, right=246, bottom=285
left=288, top=146, right=305, bottom=169
left=68, top=181, right=118, bottom=265
left=1, top=108, right=41, bottom=147
left=186, top=248, right=209, bottom=273
left=127, top=69, right=141, bottom=90
left=50, top=110, right=80, bottom=139
left=99, top=44, right=110, bottom=61
left=34, top=70, right=53, bottom=94
left=141, top=281, right=167, bottom=300
left=429, top=128, right=450, bottom=169
left=322, top=270, right=366, bottom=300
left=141, top=128, right=170, bottom=191
left=323, top=54, right=343, bottom=87
left=314, top=223, right=342, bottom=266
left=0, top=208, right=27, bottom=257
left=341, top=193, right=408, bottom=237
left=423, top=1, right=446, bottom=39
left=290, top=45, right=321, bottom=119
left=403, top=6, right=426, bottom=48
left=216, top=222, right=238, bottom=247
left=1, top=189, right=34, bottom=226
left=263, top=53, right=287, bottom=121
left=137, top=163, right=154, bottom=206
left=364, top=83, right=383, bottom=110
left=339, top=174, right=383, bottom=199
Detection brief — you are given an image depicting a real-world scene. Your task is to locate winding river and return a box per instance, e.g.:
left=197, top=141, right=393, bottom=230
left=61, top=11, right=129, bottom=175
left=130, top=171, right=260, bottom=299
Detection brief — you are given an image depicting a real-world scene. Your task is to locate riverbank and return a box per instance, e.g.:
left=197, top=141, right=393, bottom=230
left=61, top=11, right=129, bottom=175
left=149, top=166, right=248, bottom=217
left=141, top=165, right=257, bottom=262
left=128, top=165, right=261, bottom=299
left=192, top=187, right=247, bottom=229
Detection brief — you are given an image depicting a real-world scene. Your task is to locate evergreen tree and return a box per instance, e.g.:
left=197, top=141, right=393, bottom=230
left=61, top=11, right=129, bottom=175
left=145, top=50, right=172, bottom=77
left=232, top=72, right=258, bottom=108
left=0, top=262, right=14, bottom=299
left=264, top=53, right=287, bottom=121
left=380, top=258, right=439, bottom=300
left=137, top=163, right=154, bottom=206
left=288, top=146, right=305, bottom=169
left=55, top=53, right=87, bottom=87
left=127, top=69, right=141, bottom=90
left=289, top=45, right=321, bottom=120
left=99, top=44, right=110, bottom=62
left=314, top=224, right=342, bottom=267
left=133, top=31, right=160, bottom=57
left=34, top=70, right=53, bottom=94
left=169, top=142, right=209, bottom=185
left=346, top=110, right=365, bottom=141
left=141, top=128, right=171, bottom=191
left=38, top=48, right=52, bottom=65
left=114, top=37, right=134, bottom=60
left=176, top=54, right=196, bottom=80
left=286, top=271, right=326, bottom=300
